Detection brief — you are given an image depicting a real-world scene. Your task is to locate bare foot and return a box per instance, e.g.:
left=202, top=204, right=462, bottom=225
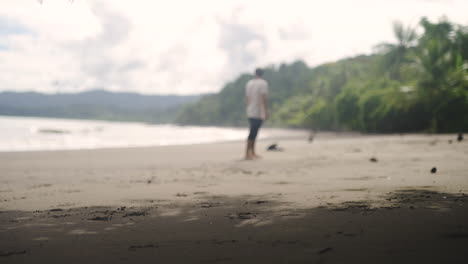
left=244, top=155, right=254, bottom=160
left=252, top=154, right=262, bottom=159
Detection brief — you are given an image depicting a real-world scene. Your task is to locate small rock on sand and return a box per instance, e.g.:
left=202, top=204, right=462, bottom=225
left=88, top=216, right=111, bottom=221
left=317, top=247, right=333, bottom=255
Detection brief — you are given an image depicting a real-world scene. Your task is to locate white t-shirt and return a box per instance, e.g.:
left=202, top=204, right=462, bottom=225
left=245, top=78, right=268, bottom=120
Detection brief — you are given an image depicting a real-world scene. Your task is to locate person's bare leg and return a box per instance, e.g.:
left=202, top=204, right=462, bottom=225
left=251, top=140, right=262, bottom=159
left=245, top=140, right=254, bottom=160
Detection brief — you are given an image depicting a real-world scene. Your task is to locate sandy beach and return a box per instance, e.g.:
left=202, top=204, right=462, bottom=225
left=1, top=133, right=468, bottom=263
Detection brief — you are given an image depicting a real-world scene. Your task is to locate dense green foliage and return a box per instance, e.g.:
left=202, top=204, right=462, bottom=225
left=176, top=17, right=468, bottom=133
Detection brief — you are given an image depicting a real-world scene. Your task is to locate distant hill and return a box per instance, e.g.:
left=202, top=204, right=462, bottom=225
left=0, top=90, right=204, bottom=123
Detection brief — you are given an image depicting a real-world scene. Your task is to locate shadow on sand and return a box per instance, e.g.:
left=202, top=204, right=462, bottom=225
left=1, top=189, right=468, bottom=263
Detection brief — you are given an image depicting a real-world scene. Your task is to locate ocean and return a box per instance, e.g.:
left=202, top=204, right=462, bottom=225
left=0, top=116, right=303, bottom=152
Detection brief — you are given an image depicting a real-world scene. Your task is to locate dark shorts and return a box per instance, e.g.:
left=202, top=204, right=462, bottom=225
left=248, top=118, right=263, bottom=140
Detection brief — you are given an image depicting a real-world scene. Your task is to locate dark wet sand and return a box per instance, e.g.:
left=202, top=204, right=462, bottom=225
left=1, top=134, right=468, bottom=263
left=2, top=191, right=468, bottom=264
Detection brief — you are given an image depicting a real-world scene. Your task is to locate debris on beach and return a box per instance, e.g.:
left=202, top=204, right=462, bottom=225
left=317, top=247, right=333, bottom=255
left=369, top=157, right=378, bottom=162
left=458, top=133, right=464, bottom=142
left=88, top=216, right=111, bottom=221
left=431, top=167, right=437, bottom=174
left=267, top=143, right=284, bottom=151
left=244, top=200, right=269, bottom=205
left=146, top=176, right=156, bottom=184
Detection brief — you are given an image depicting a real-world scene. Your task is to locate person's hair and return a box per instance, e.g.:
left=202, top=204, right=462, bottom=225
left=255, top=68, right=264, bottom=77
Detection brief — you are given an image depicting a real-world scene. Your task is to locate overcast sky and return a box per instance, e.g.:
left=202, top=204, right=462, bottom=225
left=0, top=0, right=467, bottom=95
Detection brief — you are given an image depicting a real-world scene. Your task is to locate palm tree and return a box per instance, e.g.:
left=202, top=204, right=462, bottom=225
left=375, top=21, right=418, bottom=80
left=413, top=18, right=468, bottom=132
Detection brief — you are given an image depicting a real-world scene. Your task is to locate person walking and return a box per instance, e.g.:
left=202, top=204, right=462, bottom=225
left=245, top=68, right=269, bottom=160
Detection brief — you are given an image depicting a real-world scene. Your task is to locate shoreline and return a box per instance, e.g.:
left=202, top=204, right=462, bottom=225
left=0, top=114, right=311, bottom=153
left=1, top=130, right=454, bottom=154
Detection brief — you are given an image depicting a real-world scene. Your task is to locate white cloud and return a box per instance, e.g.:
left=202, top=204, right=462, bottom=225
left=0, top=0, right=467, bottom=95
